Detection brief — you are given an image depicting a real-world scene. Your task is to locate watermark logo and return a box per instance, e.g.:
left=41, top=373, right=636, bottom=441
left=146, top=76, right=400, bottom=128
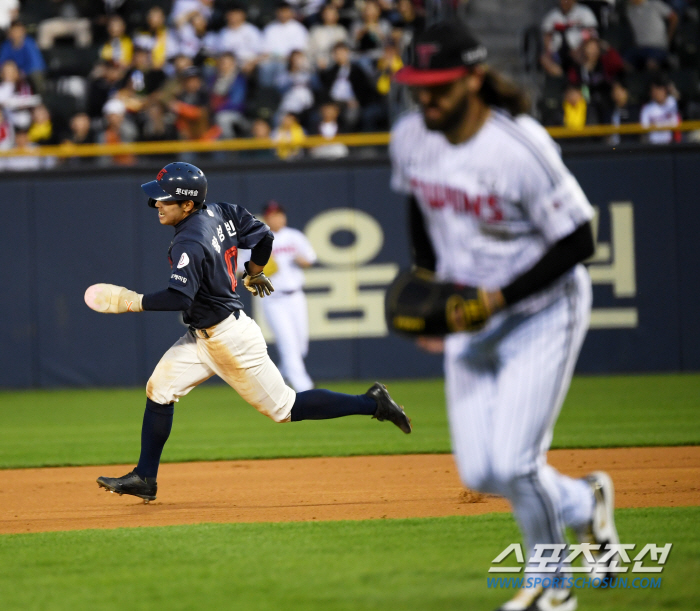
left=489, top=543, right=672, bottom=574
left=486, top=576, right=663, bottom=590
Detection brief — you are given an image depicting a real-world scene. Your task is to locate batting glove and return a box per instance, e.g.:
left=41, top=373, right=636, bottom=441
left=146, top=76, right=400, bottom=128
left=242, top=262, right=275, bottom=298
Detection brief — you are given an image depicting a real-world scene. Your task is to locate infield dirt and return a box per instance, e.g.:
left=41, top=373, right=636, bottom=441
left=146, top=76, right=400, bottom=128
left=0, top=446, right=698, bottom=534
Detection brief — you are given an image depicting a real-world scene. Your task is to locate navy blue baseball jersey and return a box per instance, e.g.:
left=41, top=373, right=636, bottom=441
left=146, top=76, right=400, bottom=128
left=167, top=202, right=271, bottom=328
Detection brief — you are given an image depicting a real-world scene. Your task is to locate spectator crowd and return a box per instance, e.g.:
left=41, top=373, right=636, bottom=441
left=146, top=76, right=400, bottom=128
left=537, top=0, right=699, bottom=143
left=0, top=0, right=425, bottom=166
left=0, top=0, right=696, bottom=170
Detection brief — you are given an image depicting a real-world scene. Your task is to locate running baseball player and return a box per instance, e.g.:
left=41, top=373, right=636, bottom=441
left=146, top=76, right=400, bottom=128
left=87, top=162, right=411, bottom=503
left=388, top=21, right=618, bottom=611
left=238, top=200, right=316, bottom=392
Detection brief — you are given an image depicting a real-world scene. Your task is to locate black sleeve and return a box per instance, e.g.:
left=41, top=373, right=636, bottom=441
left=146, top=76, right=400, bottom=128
left=408, top=196, right=436, bottom=272
left=501, top=222, right=595, bottom=305
left=250, top=232, right=274, bottom=266
left=142, top=288, right=194, bottom=311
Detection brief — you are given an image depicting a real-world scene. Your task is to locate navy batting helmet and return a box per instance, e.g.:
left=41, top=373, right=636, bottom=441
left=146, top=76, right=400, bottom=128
left=142, top=162, right=207, bottom=208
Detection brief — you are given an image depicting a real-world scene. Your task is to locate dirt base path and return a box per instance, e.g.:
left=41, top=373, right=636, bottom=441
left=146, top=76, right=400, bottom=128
left=0, top=447, right=698, bottom=535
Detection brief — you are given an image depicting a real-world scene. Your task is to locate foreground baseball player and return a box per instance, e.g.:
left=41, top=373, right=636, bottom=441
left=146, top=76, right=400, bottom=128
left=239, top=200, right=317, bottom=392
left=388, top=21, right=618, bottom=611
left=87, top=162, right=411, bottom=503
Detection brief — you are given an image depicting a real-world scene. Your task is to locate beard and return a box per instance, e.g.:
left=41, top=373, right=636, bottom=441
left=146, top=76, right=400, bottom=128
left=422, top=92, right=470, bottom=134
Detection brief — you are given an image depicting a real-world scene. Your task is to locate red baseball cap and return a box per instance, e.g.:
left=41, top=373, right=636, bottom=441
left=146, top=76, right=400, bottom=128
left=263, top=200, right=285, bottom=215
left=394, top=20, right=487, bottom=87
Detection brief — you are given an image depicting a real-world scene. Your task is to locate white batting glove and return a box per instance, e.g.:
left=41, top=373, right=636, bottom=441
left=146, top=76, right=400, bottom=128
left=84, top=284, right=144, bottom=314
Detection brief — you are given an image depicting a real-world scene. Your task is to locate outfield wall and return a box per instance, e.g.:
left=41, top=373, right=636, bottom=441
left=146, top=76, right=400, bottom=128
left=2, top=147, right=699, bottom=387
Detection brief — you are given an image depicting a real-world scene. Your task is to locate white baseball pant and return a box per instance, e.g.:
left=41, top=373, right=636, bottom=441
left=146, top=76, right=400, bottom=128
left=445, top=266, right=594, bottom=573
left=146, top=310, right=296, bottom=422
left=262, top=290, right=314, bottom=392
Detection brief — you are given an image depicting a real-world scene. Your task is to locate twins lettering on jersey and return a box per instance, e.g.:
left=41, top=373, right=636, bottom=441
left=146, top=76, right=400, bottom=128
left=272, top=245, right=297, bottom=256
left=410, top=177, right=504, bottom=222
left=171, top=274, right=187, bottom=284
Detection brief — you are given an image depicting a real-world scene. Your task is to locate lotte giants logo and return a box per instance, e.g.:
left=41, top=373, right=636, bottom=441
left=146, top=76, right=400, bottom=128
left=415, top=43, right=440, bottom=69
left=157, top=168, right=167, bottom=181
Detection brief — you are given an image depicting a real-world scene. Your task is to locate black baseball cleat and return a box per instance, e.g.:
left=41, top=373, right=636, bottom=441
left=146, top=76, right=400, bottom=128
left=97, top=470, right=157, bottom=503
left=367, top=382, right=412, bottom=434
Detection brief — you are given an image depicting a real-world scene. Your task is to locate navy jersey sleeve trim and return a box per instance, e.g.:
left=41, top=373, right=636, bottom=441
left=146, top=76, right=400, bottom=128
left=166, top=281, right=196, bottom=300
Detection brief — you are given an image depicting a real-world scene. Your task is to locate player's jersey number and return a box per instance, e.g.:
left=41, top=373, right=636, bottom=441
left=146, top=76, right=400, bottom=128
left=224, top=246, right=238, bottom=291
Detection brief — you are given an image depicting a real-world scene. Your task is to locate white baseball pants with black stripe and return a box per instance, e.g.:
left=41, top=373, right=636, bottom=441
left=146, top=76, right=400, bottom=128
left=445, top=266, right=594, bottom=573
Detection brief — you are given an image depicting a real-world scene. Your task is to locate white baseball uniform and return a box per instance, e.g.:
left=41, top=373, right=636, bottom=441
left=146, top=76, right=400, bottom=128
left=640, top=95, right=680, bottom=145
left=390, top=109, right=596, bottom=573
left=240, top=226, right=317, bottom=392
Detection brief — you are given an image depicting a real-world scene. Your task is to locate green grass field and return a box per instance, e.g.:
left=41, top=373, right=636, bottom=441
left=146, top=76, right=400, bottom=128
left=0, top=374, right=698, bottom=610
left=0, top=508, right=696, bottom=611
left=0, top=374, right=698, bottom=468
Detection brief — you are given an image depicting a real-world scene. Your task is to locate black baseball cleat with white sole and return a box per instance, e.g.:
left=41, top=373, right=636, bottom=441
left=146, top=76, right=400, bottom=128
left=367, top=382, right=412, bottom=434
left=575, top=470, right=619, bottom=581
left=97, top=470, right=157, bottom=503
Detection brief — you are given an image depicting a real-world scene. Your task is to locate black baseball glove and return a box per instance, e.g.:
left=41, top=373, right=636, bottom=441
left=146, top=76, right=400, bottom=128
left=385, top=270, right=492, bottom=336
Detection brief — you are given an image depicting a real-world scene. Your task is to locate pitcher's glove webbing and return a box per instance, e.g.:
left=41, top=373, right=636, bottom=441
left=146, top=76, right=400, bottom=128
left=385, top=270, right=492, bottom=336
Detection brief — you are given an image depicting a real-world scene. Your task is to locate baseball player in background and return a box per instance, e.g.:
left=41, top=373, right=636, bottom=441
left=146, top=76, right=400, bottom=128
left=85, top=162, right=411, bottom=503
left=238, top=200, right=317, bottom=392
left=389, top=21, right=618, bottom=611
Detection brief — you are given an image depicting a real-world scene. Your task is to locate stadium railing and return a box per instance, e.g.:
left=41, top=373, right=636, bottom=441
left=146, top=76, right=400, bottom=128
left=0, top=121, right=698, bottom=158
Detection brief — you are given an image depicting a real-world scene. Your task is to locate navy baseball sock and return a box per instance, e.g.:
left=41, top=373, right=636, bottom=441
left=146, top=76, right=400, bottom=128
left=290, top=389, right=377, bottom=421
left=135, top=399, right=174, bottom=480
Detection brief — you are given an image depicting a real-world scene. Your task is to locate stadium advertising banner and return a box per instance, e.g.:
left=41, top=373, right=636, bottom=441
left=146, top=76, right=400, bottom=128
left=1, top=149, right=698, bottom=387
